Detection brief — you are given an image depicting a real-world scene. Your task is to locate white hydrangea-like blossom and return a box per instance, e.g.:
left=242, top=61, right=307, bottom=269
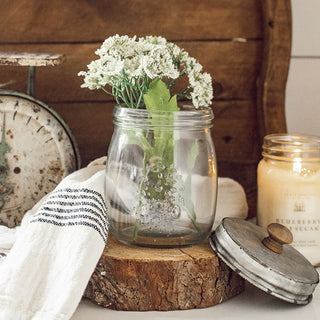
left=123, top=55, right=144, bottom=78
left=96, top=34, right=137, bottom=58
left=78, top=34, right=213, bottom=108
left=189, top=71, right=213, bottom=108
left=183, top=56, right=203, bottom=74
left=142, top=47, right=180, bottom=79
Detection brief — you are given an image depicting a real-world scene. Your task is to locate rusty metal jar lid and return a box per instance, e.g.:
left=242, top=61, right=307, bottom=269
left=210, top=218, right=319, bottom=305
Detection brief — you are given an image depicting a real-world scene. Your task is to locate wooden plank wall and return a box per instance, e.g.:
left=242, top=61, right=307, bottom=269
left=0, top=0, right=277, bottom=216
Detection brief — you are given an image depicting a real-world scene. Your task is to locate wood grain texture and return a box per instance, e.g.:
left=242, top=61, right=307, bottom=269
left=0, top=0, right=263, bottom=43
left=256, top=0, right=291, bottom=144
left=84, top=234, right=245, bottom=311
left=0, top=41, right=263, bottom=102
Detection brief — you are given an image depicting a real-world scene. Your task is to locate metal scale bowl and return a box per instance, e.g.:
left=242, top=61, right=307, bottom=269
left=0, top=52, right=80, bottom=227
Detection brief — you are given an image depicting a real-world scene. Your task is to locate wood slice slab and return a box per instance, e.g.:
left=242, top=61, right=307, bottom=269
left=84, top=234, right=245, bottom=311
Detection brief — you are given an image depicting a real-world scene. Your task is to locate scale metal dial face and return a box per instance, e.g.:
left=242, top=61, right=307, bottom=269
left=0, top=91, right=80, bottom=227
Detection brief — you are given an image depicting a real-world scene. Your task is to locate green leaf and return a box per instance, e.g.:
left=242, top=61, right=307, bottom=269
left=187, top=140, right=199, bottom=171
left=143, top=78, right=179, bottom=111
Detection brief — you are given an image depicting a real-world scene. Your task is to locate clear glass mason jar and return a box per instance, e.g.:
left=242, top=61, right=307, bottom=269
left=257, top=133, right=320, bottom=266
left=105, top=105, right=217, bottom=248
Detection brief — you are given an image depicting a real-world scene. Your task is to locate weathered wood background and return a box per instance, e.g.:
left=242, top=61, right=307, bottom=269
left=0, top=0, right=291, bottom=216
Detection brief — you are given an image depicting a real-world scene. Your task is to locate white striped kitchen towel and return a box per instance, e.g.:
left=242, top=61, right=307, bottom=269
left=0, top=160, right=109, bottom=320
left=0, top=156, right=248, bottom=320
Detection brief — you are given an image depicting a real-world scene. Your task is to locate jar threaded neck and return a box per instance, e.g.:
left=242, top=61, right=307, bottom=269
left=113, top=105, right=214, bottom=130
left=262, top=134, right=320, bottom=161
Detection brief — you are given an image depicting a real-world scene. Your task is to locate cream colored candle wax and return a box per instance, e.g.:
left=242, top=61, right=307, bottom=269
left=257, top=134, right=320, bottom=266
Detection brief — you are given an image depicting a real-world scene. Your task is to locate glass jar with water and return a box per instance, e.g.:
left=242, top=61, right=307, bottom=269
left=105, top=105, right=217, bottom=248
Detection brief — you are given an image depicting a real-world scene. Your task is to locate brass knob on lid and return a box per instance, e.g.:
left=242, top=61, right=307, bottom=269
left=262, top=223, right=293, bottom=254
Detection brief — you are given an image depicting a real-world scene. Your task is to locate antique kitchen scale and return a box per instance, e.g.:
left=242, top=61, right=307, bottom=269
left=0, top=52, right=80, bottom=227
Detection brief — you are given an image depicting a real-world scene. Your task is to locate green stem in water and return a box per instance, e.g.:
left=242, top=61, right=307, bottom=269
left=132, top=151, right=149, bottom=241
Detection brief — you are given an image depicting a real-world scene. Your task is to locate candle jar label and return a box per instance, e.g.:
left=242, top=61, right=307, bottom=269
left=258, top=176, right=320, bottom=261
left=257, top=134, right=320, bottom=267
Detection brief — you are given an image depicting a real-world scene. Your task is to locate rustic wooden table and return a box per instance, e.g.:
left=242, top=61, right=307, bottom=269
left=72, top=269, right=320, bottom=320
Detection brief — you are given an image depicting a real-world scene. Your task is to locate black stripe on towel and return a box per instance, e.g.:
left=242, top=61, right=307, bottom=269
left=30, top=188, right=109, bottom=242
left=35, top=211, right=108, bottom=236
left=43, top=202, right=107, bottom=225
left=49, top=189, right=106, bottom=211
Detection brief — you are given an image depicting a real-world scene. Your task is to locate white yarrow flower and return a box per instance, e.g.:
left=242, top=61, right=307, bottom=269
left=78, top=34, right=213, bottom=108
left=189, top=72, right=213, bottom=108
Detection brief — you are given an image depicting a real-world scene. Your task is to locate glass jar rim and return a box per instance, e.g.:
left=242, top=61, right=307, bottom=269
left=262, top=133, right=320, bottom=161
left=113, top=104, right=214, bottom=129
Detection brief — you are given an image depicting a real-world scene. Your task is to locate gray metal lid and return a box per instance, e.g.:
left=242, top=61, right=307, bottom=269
left=209, top=218, right=319, bottom=305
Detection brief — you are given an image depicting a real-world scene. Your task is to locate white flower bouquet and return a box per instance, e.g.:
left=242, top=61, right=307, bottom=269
left=78, top=34, right=213, bottom=110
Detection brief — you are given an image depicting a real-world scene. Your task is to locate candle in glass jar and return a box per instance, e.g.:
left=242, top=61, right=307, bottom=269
left=257, top=134, right=320, bottom=266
